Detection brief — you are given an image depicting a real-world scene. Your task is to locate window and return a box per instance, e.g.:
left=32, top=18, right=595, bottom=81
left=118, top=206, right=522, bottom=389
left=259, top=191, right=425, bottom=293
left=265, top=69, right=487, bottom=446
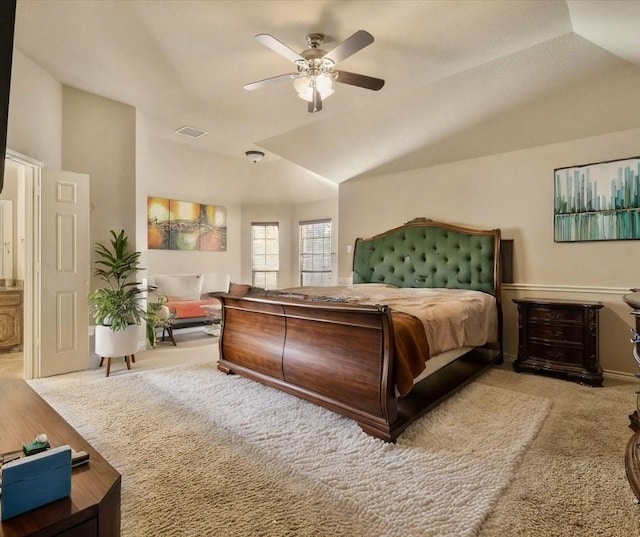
left=251, top=222, right=279, bottom=289
left=299, top=219, right=332, bottom=286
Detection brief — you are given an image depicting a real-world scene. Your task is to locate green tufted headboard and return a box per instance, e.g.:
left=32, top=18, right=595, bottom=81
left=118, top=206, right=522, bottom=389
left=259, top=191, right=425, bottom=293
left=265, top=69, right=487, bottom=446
left=352, top=218, right=502, bottom=296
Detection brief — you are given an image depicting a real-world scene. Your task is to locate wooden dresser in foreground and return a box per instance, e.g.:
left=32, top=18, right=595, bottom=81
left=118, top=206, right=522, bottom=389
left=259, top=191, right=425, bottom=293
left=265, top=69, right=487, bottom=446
left=626, top=432, right=640, bottom=502
left=513, top=298, right=603, bottom=386
left=623, top=290, right=640, bottom=501
left=0, top=380, right=121, bottom=536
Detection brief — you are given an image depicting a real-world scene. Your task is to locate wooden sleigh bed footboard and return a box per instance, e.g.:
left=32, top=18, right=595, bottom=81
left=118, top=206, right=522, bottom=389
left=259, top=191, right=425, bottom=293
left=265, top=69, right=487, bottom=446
left=217, top=294, right=500, bottom=441
left=217, top=218, right=504, bottom=442
left=217, top=296, right=399, bottom=439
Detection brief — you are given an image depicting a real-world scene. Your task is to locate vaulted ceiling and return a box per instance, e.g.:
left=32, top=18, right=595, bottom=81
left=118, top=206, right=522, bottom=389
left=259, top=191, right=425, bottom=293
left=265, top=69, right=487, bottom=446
left=13, top=0, right=640, bottom=203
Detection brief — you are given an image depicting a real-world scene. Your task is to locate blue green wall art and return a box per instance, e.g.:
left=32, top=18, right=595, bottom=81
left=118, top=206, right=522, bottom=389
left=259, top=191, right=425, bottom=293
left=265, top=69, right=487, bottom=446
left=554, top=156, right=640, bottom=242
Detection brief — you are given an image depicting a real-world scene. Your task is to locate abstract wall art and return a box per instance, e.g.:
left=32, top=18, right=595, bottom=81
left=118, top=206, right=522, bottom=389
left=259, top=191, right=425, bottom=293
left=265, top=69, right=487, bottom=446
left=554, top=156, right=640, bottom=242
left=147, top=197, right=227, bottom=251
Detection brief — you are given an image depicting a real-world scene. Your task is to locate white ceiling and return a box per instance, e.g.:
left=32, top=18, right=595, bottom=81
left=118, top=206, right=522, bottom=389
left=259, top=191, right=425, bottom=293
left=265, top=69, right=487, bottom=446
left=13, top=0, right=640, bottom=203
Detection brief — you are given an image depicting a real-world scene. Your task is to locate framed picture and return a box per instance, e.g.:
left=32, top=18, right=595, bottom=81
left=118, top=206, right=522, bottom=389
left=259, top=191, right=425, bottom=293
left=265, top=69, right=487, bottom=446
left=554, top=156, right=640, bottom=242
left=147, top=196, right=227, bottom=251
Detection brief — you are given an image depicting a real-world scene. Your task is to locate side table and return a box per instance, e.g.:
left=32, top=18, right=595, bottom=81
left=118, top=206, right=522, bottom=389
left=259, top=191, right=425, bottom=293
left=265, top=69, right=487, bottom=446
left=201, top=303, right=221, bottom=337
left=513, top=298, right=603, bottom=386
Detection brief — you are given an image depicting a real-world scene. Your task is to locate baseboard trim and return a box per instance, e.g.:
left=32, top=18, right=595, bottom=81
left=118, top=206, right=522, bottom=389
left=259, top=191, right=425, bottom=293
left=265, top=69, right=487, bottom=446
left=502, top=283, right=631, bottom=296
left=503, top=352, right=635, bottom=383
left=603, top=369, right=637, bottom=382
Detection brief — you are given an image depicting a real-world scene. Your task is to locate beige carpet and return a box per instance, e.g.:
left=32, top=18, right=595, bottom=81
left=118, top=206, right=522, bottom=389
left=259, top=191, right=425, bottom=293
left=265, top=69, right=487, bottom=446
left=479, top=368, right=640, bottom=537
left=28, top=343, right=550, bottom=537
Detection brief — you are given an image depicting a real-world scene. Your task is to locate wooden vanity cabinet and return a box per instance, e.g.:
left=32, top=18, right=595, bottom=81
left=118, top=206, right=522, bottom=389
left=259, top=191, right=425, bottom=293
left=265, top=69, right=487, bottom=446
left=0, top=287, right=23, bottom=352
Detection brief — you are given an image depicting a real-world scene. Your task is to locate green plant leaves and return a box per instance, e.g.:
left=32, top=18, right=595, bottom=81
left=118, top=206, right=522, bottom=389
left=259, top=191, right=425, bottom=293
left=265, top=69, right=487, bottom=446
left=88, top=230, right=146, bottom=332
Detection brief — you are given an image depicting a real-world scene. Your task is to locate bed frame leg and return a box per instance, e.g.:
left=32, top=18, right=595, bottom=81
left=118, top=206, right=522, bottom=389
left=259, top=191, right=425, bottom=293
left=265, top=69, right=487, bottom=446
left=217, top=362, right=233, bottom=375
left=358, top=422, right=397, bottom=443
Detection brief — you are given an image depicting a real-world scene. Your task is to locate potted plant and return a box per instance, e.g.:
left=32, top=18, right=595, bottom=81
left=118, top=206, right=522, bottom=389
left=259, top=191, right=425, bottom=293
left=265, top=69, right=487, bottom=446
left=145, top=294, right=171, bottom=348
left=88, top=230, right=146, bottom=359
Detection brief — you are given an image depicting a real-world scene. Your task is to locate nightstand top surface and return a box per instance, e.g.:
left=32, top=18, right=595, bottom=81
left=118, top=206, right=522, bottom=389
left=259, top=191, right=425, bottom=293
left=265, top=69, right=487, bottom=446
left=513, top=297, right=603, bottom=309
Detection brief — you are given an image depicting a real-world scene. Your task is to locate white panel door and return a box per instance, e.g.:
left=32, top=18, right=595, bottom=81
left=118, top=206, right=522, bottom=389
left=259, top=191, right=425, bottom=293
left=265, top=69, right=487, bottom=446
left=39, top=169, right=90, bottom=377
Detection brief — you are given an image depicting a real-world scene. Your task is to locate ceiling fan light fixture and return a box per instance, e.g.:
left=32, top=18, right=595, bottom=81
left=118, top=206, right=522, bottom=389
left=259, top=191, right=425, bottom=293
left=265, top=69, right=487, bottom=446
left=294, top=74, right=334, bottom=102
left=246, top=30, right=383, bottom=113
left=245, top=150, right=265, bottom=163
left=297, top=86, right=334, bottom=103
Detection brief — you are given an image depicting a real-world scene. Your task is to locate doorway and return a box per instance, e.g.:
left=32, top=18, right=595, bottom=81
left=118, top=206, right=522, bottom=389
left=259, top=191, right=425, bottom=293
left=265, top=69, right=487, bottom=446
left=2, top=150, right=92, bottom=379
left=2, top=151, right=36, bottom=378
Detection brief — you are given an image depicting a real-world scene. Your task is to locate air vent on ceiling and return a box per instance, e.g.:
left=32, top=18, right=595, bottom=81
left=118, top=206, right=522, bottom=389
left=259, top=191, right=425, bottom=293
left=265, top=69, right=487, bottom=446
left=175, top=125, right=208, bottom=138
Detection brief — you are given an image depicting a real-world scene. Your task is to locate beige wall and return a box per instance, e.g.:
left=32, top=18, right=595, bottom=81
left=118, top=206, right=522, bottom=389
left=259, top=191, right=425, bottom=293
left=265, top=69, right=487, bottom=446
left=62, top=86, right=136, bottom=294
left=339, top=127, right=640, bottom=376
left=7, top=49, right=61, bottom=168
left=135, top=115, right=242, bottom=282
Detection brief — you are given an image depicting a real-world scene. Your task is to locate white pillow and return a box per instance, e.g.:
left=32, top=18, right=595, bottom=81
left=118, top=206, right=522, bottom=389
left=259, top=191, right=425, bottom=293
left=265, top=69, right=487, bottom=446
left=155, top=274, right=203, bottom=301
left=201, top=272, right=231, bottom=294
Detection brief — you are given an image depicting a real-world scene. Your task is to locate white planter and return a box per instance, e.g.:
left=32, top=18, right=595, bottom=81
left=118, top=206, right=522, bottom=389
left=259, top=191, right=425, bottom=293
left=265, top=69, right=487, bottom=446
left=95, top=324, right=139, bottom=357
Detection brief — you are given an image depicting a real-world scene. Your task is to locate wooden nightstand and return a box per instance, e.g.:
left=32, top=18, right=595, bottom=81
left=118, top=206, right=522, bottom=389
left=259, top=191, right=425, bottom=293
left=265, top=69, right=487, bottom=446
left=513, top=298, right=603, bottom=386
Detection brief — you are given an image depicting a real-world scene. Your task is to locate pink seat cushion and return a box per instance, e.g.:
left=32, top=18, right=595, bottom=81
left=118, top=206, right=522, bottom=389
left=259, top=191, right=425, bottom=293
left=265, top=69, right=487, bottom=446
left=167, top=297, right=221, bottom=319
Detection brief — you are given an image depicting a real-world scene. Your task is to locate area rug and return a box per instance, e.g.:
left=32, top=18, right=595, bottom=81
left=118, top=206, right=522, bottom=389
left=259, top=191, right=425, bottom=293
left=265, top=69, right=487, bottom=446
left=29, top=362, right=551, bottom=537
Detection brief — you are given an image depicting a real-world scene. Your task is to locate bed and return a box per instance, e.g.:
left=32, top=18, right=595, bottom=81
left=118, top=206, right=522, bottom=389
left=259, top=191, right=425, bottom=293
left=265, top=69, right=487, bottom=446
left=216, top=218, right=503, bottom=441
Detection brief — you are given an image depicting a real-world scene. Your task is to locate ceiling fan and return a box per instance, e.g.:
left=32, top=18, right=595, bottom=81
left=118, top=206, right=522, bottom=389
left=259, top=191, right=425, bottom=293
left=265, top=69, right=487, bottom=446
left=244, top=30, right=385, bottom=113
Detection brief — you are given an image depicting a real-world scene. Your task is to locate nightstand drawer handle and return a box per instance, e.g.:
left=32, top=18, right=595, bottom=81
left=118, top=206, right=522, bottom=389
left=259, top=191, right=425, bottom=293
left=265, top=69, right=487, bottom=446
left=546, top=328, right=564, bottom=338
left=545, top=313, right=562, bottom=320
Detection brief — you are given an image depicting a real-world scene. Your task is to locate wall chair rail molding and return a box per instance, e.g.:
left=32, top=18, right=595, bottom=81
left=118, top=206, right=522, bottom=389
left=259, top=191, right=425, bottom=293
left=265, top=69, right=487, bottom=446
left=503, top=283, right=632, bottom=296
left=554, top=156, right=640, bottom=242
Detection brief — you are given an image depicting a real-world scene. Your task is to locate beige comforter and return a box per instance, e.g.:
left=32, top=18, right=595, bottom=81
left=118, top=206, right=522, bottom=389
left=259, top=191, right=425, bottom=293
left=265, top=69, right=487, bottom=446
left=275, top=284, right=497, bottom=356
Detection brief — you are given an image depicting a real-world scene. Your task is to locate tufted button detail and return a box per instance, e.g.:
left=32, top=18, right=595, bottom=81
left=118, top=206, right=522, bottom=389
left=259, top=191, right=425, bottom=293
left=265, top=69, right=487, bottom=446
left=350, top=225, right=497, bottom=292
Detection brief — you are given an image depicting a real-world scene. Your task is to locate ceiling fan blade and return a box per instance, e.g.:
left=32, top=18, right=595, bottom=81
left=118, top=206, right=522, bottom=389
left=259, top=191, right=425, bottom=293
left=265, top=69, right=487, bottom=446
left=335, top=70, right=385, bottom=91
left=244, top=73, right=298, bottom=91
left=324, top=30, right=374, bottom=64
left=255, top=34, right=305, bottom=63
left=308, top=87, right=322, bottom=113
